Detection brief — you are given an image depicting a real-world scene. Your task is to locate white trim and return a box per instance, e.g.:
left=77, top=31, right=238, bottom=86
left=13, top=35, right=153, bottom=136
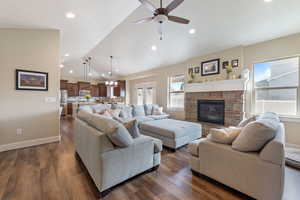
left=0, top=135, right=61, bottom=152
left=286, top=143, right=300, bottom=149
left=185, top=79, right=246, bottom=93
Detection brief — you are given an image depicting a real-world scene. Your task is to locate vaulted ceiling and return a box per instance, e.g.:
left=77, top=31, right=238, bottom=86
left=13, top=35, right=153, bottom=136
left=1, top=0, right=300, bottom=79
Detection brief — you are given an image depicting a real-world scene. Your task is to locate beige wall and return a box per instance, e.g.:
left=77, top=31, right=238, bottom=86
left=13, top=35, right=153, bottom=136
left=0, top=29, right=60, bottom=146
left=124, top=33, right=300, bottom=145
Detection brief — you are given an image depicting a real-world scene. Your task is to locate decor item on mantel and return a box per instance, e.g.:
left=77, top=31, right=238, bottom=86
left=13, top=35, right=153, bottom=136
left=201, top=59, right=220, bottom=76
left=16, top=69, right=48, bottom=91
left=188, top=67, right=195, bottom=83
left=105, top=56, right=118, bottom=87
left=225, top=64, right=233, bottom=80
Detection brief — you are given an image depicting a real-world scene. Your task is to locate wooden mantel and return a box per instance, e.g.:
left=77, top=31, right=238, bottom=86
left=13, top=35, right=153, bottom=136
left=184, top=79, right=247, bottom=93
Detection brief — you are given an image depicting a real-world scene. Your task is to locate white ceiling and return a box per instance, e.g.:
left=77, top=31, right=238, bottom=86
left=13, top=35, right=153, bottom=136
left=0, top=0, right=140, bottom=78
left=1, top=0, right=300, bottom=79
left=86, top=0, right=300, bottom=77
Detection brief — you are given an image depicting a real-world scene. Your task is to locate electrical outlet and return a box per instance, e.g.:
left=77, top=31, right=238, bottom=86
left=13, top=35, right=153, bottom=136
left=17, top=128, right=23, bottom=135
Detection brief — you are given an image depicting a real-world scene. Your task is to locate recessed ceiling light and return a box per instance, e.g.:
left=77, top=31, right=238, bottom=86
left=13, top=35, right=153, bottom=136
left=88, top=72, right=92, bottom=76
left=60, top=64, right=64, bottom=68
left=189, top=28, right=196, bottom=34
left=264, top=0, right=272, bottom=2
left=151, top=45, right=157, bottom=51
left=65, top=53, right=69, bottom=57
left=108, top=71, right=112, bottom=75
left=66, top=12, right=76, bottom=19
left=69, top=70, right=73, bottom=74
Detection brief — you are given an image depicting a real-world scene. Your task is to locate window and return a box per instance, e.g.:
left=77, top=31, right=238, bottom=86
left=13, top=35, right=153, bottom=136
left=135, top=82, right=156, bottom=105
left=145, top=87, right=153, bottom=104
left=253, top=57, right=299, bottom=116
left=137, top=88, right=144, bottom=105
left=168, top=75, right=185, bottom=109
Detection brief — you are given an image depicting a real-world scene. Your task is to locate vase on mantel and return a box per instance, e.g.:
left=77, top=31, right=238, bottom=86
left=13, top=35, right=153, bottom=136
left=226, top=72, right=231, bottom=80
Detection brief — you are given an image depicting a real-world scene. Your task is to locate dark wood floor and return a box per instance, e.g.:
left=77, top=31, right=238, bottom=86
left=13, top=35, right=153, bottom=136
left=0, top=117, right=299, bottom=200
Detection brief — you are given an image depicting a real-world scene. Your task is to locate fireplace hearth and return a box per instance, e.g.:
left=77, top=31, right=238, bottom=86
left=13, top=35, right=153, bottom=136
left=198, top=100, right=225, bottom=125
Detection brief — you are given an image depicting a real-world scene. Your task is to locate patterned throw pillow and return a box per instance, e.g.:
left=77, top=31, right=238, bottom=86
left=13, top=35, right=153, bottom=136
left=238, top=115, right=256, bottom=127
left=123, top=120, right=140, bottom=138
left=152, top=106, right=163, bottom=115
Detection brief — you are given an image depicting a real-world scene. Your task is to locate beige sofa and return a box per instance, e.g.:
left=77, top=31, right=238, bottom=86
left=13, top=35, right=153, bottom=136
left=188, top=123, right=285, bottom=200
left=74, top=115, right=162, bottom=196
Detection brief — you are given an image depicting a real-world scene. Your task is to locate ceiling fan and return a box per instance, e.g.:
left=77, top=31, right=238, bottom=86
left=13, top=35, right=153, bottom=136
left=134, top=0, right=190, bottom=40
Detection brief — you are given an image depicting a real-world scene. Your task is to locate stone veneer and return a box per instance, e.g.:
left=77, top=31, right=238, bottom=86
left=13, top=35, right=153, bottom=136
left=185, top=91, right=244, bottom=136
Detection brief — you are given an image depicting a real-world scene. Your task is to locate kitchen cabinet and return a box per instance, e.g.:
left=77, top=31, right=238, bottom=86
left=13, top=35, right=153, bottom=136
left=67, top=83, right=78, bottom=97
left=77, top=82, right=91, bottom=91
left=60, top=80, right=68, bottom=90
left=98, top=83, right=107, bottom=97
left=113, top=80, right=126, bottom=97
left=91, top=84, right=99, bottom=97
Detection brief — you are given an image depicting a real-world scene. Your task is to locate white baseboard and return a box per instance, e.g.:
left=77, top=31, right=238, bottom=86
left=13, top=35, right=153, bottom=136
left=0, top=135, right=61, bottom=152
left=286, top=143, right=300, bottom=149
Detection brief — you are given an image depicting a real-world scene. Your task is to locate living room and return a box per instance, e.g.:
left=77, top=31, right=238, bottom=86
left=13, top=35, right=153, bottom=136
left=0, top=0, right=300, bottom=200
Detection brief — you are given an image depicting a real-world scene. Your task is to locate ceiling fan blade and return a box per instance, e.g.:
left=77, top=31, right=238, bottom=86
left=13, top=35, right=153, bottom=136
left=168, top=15, right=190, bottom=24
left=132, top=17, right=154, bottom=24
left=166, top=0, right=184, bottom=13
left=138, top=0, right=157, bottom=13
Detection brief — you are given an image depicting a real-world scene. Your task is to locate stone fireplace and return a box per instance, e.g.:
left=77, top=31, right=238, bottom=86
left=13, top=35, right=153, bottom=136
left=184, top=79, right=246, bottom=136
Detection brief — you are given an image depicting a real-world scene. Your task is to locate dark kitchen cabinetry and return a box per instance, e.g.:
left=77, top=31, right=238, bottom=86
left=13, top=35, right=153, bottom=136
left=77, top=82, right=91, bottom=91
left=113, top=80, right=126, bottom=97
left=98, top=83, right=107, bottom=97
left=91, top=84, right=99, bottom=97
left=60, top=80, right=68, bottom=90
left=67, top=83, right=78, bottom=97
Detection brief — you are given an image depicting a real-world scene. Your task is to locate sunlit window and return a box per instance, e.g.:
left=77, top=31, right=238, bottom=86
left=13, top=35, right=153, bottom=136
left=254, top=57, right=299, bottom=116
left=168, top=75, right=185, bottom=109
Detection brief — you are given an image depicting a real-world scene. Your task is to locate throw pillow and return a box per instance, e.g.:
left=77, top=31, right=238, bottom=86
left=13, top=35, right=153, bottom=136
left=120, top=106, right=133, bottom=119
left=208, top=127, right=242, bottom=145
left=88, top=114, right=133, bottom=147
left=123, top=120, right=141, bottom=138
left=153, top=106, right=163, bottom=115
left=232, top=120, right=277, bottom=152
left=107, top=109, right=121, bottom=118
left=132, top=105, right=146, bottom=117
left=91, top=104, right=107, bottom=114
left=144, top=104, right=153, bottom=115
left=238, top=115, right=256, bottom=127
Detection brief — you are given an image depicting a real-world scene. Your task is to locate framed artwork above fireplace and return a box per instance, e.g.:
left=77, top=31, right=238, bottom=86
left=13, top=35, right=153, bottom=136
left=201, top=59, right=220, bottom=76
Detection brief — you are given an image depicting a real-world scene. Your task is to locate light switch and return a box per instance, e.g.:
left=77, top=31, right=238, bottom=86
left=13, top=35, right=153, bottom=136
left=45, top=97, right=57, bottom=103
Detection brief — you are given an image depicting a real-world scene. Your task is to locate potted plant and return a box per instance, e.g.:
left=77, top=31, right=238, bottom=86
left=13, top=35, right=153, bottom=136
left=225, top=65, right=233, bottom=79
left=85, top=94, right=92, bottom=101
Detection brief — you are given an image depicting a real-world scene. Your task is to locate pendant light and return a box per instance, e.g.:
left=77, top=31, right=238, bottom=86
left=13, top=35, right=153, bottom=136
left=83, top=57, right=92, bottom=81
left=105, top=56, right=118, bottom=86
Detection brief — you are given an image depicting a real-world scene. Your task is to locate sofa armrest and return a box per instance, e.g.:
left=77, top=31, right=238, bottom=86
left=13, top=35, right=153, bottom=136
left=259, top=123, right=285, bottom=166
left=188, top=138, right=207, bottom=156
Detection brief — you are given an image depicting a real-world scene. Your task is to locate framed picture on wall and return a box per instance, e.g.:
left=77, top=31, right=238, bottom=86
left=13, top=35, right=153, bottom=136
left=188, top=67, right=194, bottom=74
left=194, top=66, right=200, bottom=74
left=16, top=69, right=48, bottom=91
left=232, top=59, right=239, bottom=68
left=201, top=59, right=220, bottom=76
left=222, top=61, right=229, bottom=69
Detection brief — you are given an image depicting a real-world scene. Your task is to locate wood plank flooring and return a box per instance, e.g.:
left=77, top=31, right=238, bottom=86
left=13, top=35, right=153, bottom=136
left=0, top=117, right=299, bottom=200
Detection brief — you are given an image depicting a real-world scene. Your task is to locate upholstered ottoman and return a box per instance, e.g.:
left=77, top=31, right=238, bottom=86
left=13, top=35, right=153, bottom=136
left=139, top=119, right=202, bottom=150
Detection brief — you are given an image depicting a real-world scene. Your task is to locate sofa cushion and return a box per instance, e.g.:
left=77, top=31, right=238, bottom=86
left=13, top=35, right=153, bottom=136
left=144, top=104, right=154, bottom=115
left=88, top=114, right=133, bottom=147
left=120, top=106, right=133, bottom=119
left=140, top=119, right=201, bottom=139
left=77, top=109, right=93, bottom=122
left=208, top=127, right=242, bottom=145
left=123, top=120, right=141, bottom=138
left=91, top=104, right=111, bottom=114
left=107, top=109, right=121, bottom=118
left=147, top=114, right=169, bottom=120
left=79, top=105, right=93, bottom=113
left=132, top=105, right=146, bottom=117
left=232, top=120, right=278, bottom=152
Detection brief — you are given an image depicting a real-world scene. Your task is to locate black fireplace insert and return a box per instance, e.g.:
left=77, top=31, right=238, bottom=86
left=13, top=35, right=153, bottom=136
left=197, top=100, right=225, bottom=125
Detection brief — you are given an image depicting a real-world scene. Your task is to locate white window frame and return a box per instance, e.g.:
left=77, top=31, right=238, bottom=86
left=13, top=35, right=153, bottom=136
left=168, top=74, right=185, bottom=111
left=252, top=55, right=300, bottom=118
